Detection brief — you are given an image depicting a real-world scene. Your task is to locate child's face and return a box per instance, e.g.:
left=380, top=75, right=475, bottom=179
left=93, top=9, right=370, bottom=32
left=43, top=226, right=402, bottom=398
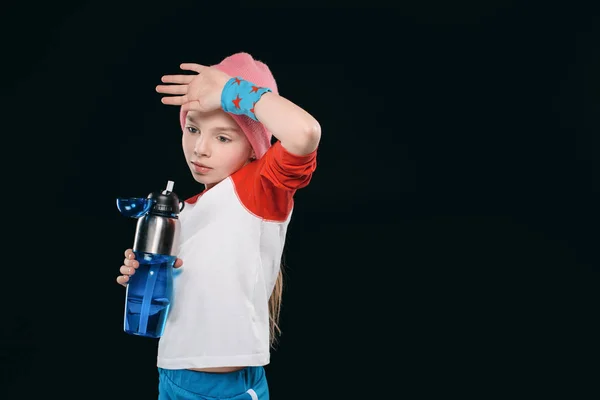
left=182, top=110, right=254, bottom=189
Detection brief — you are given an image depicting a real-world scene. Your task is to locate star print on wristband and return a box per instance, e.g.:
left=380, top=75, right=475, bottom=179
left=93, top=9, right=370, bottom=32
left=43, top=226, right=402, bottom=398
left=232, top=94, right=242, bottom=109
left=221, top=77, right=272, bottom=121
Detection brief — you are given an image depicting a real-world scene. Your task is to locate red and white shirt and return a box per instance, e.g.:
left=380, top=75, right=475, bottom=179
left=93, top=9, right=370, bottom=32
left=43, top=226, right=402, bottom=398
left=157, top=141, right=317, bottom=369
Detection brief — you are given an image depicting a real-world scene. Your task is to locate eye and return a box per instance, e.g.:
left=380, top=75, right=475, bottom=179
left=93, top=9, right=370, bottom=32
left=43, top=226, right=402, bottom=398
left=217, top=135, right=231, bottom=143
left=186, top=126, right=199, bottom=134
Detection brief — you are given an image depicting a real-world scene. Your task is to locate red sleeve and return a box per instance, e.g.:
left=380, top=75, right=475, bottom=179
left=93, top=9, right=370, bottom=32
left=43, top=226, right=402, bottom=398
left=231, top=141, right=317, bottom=221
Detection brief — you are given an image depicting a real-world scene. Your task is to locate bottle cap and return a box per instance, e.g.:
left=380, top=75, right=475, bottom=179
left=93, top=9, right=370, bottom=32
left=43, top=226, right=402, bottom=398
left=147, top=180, right=182, bottom=217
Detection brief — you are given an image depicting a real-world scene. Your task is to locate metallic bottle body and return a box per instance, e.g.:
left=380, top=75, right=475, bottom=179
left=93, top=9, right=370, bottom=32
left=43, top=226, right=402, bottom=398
left=132, top=214, right=180, bottom=256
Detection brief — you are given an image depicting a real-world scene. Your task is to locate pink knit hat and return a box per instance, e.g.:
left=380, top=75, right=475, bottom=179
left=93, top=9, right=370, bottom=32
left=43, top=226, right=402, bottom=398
left=179, top=52, right=278, bottom=159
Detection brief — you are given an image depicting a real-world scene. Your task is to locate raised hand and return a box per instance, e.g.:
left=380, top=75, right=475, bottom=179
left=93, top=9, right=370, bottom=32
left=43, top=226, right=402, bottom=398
left=156, top=63, right=232, bottom=114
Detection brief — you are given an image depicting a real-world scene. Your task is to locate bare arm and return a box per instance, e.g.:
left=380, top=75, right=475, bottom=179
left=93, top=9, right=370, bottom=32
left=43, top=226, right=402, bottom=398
left=254, top=92, right=321, bottom=156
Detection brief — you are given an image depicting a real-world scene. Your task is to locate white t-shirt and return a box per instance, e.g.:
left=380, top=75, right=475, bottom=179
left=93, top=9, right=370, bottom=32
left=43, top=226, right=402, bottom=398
left=157, top=141, right=317, bottom=369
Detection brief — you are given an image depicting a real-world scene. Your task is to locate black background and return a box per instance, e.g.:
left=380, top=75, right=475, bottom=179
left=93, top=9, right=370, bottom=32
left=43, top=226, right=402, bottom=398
left=2, top=1, right=599, bottom=398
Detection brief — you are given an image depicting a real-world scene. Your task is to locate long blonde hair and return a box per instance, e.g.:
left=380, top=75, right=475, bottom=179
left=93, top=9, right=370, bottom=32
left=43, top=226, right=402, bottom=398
left=268, top=262, right=284, bottom=348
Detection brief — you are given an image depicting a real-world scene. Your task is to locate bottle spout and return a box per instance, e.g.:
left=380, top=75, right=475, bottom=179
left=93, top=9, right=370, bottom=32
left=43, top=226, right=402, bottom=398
left=116, top=197, right=153, bottom=218
left=163, top=180, right=175, bottom=194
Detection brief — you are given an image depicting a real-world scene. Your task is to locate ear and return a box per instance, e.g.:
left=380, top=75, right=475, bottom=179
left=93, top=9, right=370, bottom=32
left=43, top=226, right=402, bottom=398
left=249, top=150, right=256, bottom=161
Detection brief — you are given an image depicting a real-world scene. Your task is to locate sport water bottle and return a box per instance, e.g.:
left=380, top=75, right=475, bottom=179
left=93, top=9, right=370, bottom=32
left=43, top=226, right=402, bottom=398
left=116, top=180, right=183, bottom=338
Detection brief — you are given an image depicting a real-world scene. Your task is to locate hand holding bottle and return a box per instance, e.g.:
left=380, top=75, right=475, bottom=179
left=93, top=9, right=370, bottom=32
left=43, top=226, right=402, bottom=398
left=116, top=248, right=183, bottom=287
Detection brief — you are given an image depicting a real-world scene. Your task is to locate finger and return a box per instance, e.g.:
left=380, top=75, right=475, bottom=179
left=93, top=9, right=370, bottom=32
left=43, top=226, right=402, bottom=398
left=155, top=84, right=188, bottom=95
left=120, top=265, right=136, bottom=276
left=161, top=95, right=189, bottom=106
left=174, top=258, right=184, bottom=268
left=124, top=249, right=135, bottom=259
left=161, top=75, right=195, bottom=84
left=124, top=258, right=139, bottom=268
left=117, top=275, right=129, bottom=286
left=180, top=63, right=206, bottom=73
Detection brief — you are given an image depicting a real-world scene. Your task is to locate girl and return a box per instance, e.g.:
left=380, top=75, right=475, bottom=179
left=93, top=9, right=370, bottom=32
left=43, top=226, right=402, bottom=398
left=116, top=52, right=320, bottom=399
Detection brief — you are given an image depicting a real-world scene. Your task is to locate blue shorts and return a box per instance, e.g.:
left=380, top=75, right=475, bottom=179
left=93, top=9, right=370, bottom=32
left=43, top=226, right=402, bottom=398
left=157, top=366, right=269, bottom=400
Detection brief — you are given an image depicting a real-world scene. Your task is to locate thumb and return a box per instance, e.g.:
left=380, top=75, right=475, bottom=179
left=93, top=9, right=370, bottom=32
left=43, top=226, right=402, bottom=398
left=181, top=100, right=202, bottom=113
left=174, top=258, right=184, bottom=268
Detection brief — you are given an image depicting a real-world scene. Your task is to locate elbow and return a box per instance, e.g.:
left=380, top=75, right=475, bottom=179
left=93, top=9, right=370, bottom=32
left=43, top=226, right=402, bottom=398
left=307, top=120, right=321, bottom=147
left=281, top=122, right=321, bottom=156
left=298, top=120, right=321, bottom=155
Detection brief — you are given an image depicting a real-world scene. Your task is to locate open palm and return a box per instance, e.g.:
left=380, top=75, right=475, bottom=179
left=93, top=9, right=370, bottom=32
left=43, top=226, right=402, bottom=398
left=156, top=63, right=232, bottom=113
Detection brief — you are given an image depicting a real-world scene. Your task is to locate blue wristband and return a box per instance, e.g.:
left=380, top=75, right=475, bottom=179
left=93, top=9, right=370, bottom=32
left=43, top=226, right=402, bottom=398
left=221, top=77, right=272, bottom=121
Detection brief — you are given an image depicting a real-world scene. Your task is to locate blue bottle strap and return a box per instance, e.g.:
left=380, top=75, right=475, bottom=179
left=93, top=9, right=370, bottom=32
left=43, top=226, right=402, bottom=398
left=139, top=262, right=161, bottom=335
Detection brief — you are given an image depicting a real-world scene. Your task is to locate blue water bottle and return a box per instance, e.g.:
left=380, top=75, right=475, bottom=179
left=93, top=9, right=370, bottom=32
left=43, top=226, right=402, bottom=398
left=116, top=180, right=183, bottom=338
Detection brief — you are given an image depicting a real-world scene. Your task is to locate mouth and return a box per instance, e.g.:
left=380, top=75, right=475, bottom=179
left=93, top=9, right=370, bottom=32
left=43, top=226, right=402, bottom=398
left=191, top=161, right=212, bottom=174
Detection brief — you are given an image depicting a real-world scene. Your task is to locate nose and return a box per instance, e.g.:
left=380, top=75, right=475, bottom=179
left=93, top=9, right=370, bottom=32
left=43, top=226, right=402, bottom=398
left=193, top=135, right=210, bottom=157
